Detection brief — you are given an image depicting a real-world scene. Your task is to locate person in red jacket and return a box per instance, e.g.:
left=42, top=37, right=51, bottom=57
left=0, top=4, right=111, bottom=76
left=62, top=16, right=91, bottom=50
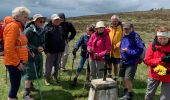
left=144, top=26, right=170, bottom=100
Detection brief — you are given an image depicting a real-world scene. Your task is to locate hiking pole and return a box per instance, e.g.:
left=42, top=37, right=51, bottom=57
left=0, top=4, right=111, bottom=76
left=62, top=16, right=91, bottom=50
left=6, top=68, right=7, bottom=83
left=70, top=54, right=76, bottom=81
left=30, top=49, right=43, bottom=100
left=103, top=53, right=109, bottom=81
left=33, top=61, right=43, bottom=100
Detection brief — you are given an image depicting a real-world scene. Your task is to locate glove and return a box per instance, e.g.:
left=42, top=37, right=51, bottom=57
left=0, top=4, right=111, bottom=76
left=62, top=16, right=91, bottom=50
left=161, top=54, right=170, bottom=63
left=72, top=48, right=77, bottom=56
left=94, top=53, right=98, bottom=60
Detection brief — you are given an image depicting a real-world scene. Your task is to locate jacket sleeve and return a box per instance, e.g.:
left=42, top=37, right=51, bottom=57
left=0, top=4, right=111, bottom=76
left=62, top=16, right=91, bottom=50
left=144, top=43, right=162, bottom=67
left=4, top=25, right=20, bottom=63
left=68, top=22, right=76, bottom=40
left=126, top=35, right=143, bottom=57
left=43, top=26, right=49, bottom=54
left=24, top=28, right=38, bottom=53
left=74, top=35, right=83, bottom=50
left=98, top=34, right=111, bottom=57
left=87, top=34, right=94, bottom=52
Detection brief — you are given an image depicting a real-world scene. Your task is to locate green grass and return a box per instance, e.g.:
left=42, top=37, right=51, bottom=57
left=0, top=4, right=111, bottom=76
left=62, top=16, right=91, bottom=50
left=1, top=9, right=170, bottom=100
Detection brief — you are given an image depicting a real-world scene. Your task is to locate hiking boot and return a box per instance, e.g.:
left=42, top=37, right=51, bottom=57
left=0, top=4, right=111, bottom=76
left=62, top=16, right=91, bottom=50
left=45, top=78, right=50, bottom=86
left=30, top=82, right=38, bottom=91
left=71, top=77, right=77, bottom=87
left=86, top=73, right=90, bottom=82
left=108, top=74, right=112, bottom=78
left=23, top=95, right=34, bottom=100
left=52, top=76, right=60, bottom=85
left=61, top=67, right=67, bottom=72
left=113, top=76, right=118, bottom=81
left=120, top=92, right=133, bottom=100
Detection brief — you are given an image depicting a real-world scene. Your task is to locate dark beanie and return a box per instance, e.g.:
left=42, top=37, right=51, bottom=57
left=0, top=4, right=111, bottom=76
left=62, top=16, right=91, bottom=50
left=58, top=13, right=65, bottom=21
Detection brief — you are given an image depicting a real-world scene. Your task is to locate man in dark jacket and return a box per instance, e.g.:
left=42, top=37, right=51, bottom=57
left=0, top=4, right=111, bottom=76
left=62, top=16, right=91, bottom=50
left=58, top=13, right=76, bottom=71
left=44, top=14, right=65, bottom=86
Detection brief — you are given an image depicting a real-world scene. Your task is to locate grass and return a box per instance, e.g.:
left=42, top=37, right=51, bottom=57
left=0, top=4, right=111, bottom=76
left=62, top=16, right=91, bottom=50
left=1, top=9, right=170, bottom=100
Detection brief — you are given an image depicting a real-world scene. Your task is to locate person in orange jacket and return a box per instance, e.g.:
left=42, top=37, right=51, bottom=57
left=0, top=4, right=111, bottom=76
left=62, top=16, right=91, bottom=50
left=3, top=7, right=30, bottom=100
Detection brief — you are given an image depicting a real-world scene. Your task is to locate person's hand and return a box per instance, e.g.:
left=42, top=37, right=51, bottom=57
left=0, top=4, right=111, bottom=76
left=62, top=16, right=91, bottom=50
left=17, top=63, right=24, bottom=71
left=161, top=54, right=170, bottom=63
left=72, top=48, right=77, bottom=56
left=122, top=48, right=128, bottom=52
left=38, top=46, right=44, bottom=52
left=94, top=53, right=98, bottom=60
left=88, top=48, right=92, bottom=53
left=30, top=51, right=35, bottom=58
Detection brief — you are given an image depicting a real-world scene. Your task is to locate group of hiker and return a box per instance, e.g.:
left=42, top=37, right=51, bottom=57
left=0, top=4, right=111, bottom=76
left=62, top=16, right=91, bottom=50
left=0, top=6, right=170, bottom=100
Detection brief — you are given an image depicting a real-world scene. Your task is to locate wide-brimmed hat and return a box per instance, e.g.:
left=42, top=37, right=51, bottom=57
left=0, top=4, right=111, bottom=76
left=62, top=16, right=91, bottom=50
left=95, top=21, right=105, bottom=28
left=51, top=14, right=60, bottom=20
left=33, top=14, right=46, bottom=21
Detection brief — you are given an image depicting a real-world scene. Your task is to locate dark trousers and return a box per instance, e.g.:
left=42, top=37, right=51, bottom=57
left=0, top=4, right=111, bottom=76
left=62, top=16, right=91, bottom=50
left=6, top=65, right=22, bottom=98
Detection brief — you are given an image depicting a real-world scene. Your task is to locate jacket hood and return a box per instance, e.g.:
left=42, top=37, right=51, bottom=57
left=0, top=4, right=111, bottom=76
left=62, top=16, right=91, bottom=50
left=58, top=13, right=65, bottom=22
left=4, top=16, right=14, bottom=26
left=25, top=21, right=34, bottom=29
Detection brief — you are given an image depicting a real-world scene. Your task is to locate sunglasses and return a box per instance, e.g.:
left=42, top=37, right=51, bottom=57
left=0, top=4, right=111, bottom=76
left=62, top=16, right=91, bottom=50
left=39, top=20, right=45, bottom=23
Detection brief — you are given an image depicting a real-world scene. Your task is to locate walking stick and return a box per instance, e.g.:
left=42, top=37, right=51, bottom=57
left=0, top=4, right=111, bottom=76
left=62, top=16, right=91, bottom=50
left=70, top=54, right=76, bottom=81
left=6, top=68, right=7, bottom=83
left=30, top=49, right=43, bottom=100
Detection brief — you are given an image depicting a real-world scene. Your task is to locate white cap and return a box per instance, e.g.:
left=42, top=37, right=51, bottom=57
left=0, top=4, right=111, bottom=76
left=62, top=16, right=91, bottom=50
left=33, top=14, right=46, bottom=21
left=95, top=21, right=105, bottom=28
left=51, top=14, right=60, bottom=20
left=157, top=32, right=170, bottom=38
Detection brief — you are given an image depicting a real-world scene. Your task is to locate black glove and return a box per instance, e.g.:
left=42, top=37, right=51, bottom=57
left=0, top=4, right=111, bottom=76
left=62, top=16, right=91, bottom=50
left=72, top=48, right=77, bottom=56
left=161, top=54, right=170, bottom=63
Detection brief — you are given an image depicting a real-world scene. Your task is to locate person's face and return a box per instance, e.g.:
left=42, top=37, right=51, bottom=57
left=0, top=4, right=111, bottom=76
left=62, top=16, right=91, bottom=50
left=35, top=18, right=45, bottom=28
left=18, top=13, right=29, bottom=25
left=123, top=28, right=131, bottom=35
left=111, top=18, right=119, bottom=27
left=86, top=28, right=94, bottom=35
left=52, top=19, right=61, bottom=26
left=96, top=27, right=105, bottom=33
left=157, top=36, right=169, bottom=45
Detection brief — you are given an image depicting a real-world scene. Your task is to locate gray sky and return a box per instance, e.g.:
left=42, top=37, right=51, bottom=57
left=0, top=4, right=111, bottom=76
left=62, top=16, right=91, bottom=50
left=0, top=0, right=170, bottom=19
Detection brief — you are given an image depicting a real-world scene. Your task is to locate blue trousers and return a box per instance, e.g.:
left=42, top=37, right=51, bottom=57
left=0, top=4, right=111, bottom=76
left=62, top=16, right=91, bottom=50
left=6, top=65, right=22, bottom=98
left=77, top=56, right=90, bottom=73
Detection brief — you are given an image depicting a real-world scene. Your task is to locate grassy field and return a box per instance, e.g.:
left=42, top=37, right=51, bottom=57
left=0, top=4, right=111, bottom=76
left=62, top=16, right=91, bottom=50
left=1, top=9, right=170, bottom=100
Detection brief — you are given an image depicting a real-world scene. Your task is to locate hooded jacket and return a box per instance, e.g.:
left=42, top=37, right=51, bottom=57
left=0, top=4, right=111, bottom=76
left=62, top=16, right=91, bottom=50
left=120, top=31, right=143, bottom=65
left=109, top=23, right=123, bottom=58
left=58, top=13, right=76, bottom=41
left=3, top=20, right=28, bottom=66
left=87, top=28, right=111, bottom=61
left=144, top=40, right=170, bottom=82
left=44, top=21, right=65, bottom=53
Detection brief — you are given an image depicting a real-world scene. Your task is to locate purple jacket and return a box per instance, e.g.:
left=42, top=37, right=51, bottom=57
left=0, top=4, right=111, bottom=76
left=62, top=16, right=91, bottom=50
left=87, top=28, right=111, bottom=61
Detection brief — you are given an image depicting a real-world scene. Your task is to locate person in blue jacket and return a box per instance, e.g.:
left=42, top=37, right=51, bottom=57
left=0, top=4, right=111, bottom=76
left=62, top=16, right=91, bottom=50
left=119, top=23, right=144, bottom=100
left=71, top=24, right=95, bottom=86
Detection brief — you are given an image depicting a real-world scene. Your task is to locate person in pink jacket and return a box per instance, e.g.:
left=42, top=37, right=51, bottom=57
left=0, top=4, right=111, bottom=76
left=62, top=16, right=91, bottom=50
left=144, top=26, right=170, bottom=100
left=87, top=21, right=111, bottom=79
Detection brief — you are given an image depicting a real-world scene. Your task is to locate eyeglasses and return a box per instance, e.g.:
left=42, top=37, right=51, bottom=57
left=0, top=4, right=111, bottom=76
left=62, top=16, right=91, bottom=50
left=39, top=20, right=45, bottom=23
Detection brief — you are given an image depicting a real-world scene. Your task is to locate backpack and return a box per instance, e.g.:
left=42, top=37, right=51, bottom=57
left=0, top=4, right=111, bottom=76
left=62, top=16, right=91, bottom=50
left=0, top=23, right=4, bottom=56
left=133, top=33, right=146, bottom=63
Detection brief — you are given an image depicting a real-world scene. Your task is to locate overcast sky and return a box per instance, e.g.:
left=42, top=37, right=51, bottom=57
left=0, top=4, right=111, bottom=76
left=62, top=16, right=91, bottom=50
left=0, top=0, right=170, bottom=19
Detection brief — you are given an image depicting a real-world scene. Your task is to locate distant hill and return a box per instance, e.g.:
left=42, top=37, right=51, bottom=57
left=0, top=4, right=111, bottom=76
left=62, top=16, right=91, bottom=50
left=68, top=9, right=170, bottom=45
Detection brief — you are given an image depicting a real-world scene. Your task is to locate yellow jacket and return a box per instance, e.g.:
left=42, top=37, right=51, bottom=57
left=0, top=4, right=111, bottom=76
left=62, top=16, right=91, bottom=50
left=109, top=25, right=123, bottom=58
